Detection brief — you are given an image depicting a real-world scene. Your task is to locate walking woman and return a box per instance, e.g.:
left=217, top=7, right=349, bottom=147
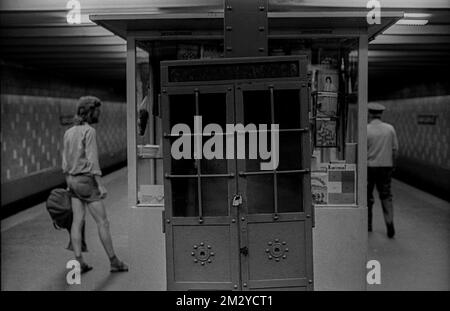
left=62, top=96, right=128, bottom=273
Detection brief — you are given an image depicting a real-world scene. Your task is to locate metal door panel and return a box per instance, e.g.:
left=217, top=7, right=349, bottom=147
left=162, top=84, right=240, bottom=290
left=246, top=221, right=307, bottom=289
left=172, top=225, right=234, bottom=283
left=235, top=81, right=313, bottom=291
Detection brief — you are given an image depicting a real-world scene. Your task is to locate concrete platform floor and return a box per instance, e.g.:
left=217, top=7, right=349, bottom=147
left=1, top=168, right=164, bottom=291
left=1, top=167, right=449, bottom=290
left=367, top=179, right=449, bottom=291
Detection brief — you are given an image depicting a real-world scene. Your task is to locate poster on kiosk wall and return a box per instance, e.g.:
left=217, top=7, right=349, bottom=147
left=312, top=163, right=356, bottom=206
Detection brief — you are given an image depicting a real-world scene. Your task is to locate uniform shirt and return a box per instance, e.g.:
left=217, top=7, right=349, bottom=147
left=62, top=123, right=102, bottom=176
left=367, top=119, right=399, bottom=167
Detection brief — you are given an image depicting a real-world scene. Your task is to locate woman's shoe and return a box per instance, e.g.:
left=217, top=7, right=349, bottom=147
left=110, top=261, right=129, bottom=273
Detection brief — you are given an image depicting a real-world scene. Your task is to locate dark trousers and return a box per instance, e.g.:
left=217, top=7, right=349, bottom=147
left=367, top=167, right=394, bottom=228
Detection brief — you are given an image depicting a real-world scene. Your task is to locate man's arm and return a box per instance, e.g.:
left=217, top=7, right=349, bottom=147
left=62, top=132, right=70, bottom=187
left=85, top=128, right=107, bottom=198
left=85, top=128, right=102, bottom=176
left=392, top=127, right=399, bottom=168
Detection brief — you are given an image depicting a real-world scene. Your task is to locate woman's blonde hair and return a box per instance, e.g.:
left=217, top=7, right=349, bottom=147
left=73, top=96, right=102, bottom=125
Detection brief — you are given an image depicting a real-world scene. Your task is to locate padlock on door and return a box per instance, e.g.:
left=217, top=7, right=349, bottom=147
left=232, top=194, right=242, bottom=208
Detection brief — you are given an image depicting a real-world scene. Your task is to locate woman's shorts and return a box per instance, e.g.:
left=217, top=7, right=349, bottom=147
left=67, top=174, right=101, bottom=203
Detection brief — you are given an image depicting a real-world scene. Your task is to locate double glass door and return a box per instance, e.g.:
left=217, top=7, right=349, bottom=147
left=162, top=81, right=313, bottom=291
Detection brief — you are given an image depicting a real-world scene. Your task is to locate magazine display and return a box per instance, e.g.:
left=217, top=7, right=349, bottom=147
left=311, top=172, right=328, bottom=205
left=314, top=91, right=338, bottom=117
left=317, top=69, right=339, bottom=92
left=315, top=118, right=337, bottom=147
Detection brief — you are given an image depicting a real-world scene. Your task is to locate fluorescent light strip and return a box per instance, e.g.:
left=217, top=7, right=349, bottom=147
left=396, top=19, right=428, bottom=26
left=404, top=13, right=431, bottom=19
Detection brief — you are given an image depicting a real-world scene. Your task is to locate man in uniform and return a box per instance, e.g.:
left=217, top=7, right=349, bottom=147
left=367, top=103, right=399, bottom=238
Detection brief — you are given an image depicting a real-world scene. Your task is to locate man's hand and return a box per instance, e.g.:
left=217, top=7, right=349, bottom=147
left=98, top=185, right=108, bottom=199
left=94, top=175, right=106, bottom=198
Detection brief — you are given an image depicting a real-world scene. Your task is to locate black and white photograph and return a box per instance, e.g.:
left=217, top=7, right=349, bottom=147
left=316, top=69, right=339, bottom=92
left=0, top=0, right=449, bottom=300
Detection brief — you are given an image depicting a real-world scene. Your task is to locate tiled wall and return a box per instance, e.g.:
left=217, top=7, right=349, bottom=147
left=379, top=95, right=450, bottom=170
left=1, top=94, right=126, bottom=183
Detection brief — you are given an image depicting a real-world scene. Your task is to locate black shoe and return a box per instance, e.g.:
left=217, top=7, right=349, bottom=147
left=387, top=223, right=395, bottom=238
left=80, top=263, right=93, bottom=274
left=110, top=260, right=129, bottom=273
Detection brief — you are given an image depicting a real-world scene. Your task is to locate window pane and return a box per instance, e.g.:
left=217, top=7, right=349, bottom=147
left=169, top=94, right=195, bottom=127
left=274, top=89, right=301, bottom=129
left=201, top=159, right=227, bottom=175
left=278, top=132, right=302, bottom=171
left=169, top=94, right=196, bottom=175
left=172, top=178, right=198, bottom=217
left=201, top=178, right=229, bottom=216
left=246, top=174, right=274, bottom=214
left=277, top=174, right=303, bottom=213
left=243, top=90, right=271, bottom=125
left=243, top=90, right=272, bottom=173
left=171, top=158, right=197, bottom=175
left=199, top=93, right=226, bottom=125
left=135, top=46, right=164, bottom=205
left=199, top=93, right=227, bottom=174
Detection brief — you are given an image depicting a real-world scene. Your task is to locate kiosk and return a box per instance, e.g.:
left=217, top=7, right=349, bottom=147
left=91, top=2, right=402, bottom=290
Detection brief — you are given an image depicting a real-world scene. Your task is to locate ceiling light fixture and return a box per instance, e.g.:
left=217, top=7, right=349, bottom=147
left=403, top=13, right=431, bottom=19
left=396, top=19, right=428, bottom=26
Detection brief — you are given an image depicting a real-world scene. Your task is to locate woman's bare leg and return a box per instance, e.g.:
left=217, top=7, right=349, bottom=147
left=87, top=200, right=128, bottom=271
left=71, top=197, right=86, bottom=260
left=87, top=200, right=115, bottom=258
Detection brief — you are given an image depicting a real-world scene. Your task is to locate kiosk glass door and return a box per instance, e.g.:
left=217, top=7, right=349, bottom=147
left=162, top=85, right=241, bottom=290
left=161, top=57, right=313, bottom=291
left=235, top=82, right=312, bottom=290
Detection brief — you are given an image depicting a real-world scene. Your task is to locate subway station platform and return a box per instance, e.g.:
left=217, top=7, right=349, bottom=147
left=1, top=167, right=449, bottom=291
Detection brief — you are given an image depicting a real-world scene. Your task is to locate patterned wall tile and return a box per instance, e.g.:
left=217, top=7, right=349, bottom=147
left=1, top=94, right=126, bottom=182
left=376, top=95, right=450, bottom=170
